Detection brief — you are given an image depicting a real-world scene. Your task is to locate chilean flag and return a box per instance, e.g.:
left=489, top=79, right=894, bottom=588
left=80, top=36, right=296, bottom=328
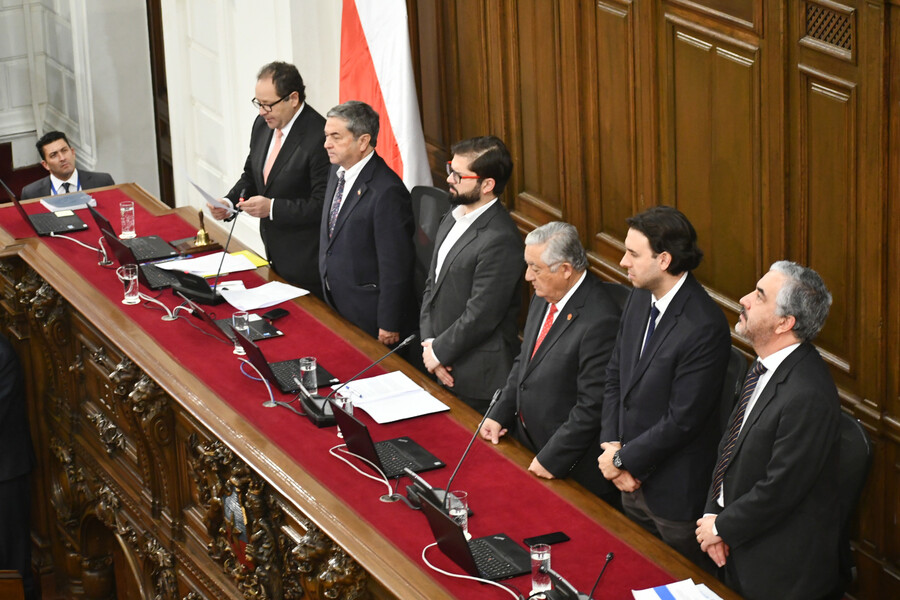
left=340, top=0, right=433, bottom=189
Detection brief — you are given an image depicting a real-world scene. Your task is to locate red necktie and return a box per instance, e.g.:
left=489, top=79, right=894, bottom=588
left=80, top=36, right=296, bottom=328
left=531, top=304, right=557, bottom=359
left=263, top=129, right=283, bottom=184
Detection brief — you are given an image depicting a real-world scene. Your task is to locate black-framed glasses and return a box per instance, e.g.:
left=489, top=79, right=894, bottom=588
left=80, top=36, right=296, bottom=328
left=446, top=161, right=480, bottom=184
left=251, top=93, right=292, bottom=113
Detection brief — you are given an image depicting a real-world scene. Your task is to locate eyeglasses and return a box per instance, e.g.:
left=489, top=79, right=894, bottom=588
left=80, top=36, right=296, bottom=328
left=446, top=161, right=481, bottom=184
left=251, top=93, right=292, bottom=113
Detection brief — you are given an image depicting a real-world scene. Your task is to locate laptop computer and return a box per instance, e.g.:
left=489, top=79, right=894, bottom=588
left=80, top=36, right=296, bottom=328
left=179, top=295, right=282, bottom=342
left=1, top=177, right=88, bottom=236
left=232, top=326, right=338, bottom=393
left=420, top=496, right=530, bottom=581
left=99, top=226, right=181, bottom=290
left=88, top=205, right=178, bottom=261
left=331, top=400, right=444, bottom=479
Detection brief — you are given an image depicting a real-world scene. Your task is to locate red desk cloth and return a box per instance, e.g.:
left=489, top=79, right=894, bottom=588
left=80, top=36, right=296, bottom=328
left=0, top=190, right=675, bottom=598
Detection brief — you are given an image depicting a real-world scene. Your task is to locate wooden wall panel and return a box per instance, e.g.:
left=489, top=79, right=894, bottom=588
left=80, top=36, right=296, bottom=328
left=794, top=69, right=857, bottom=383
left=662, top=17, right=761, bottom=302
left=511, top=0, right=564, bottom=224
left=591, top=1, right=639, bottom=259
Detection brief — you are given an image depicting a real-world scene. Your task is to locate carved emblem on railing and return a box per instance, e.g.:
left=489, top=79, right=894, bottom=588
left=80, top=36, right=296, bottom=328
left=49, top=437, right=92, bottom=527
left=86, top=409, right=125, bottom=455
left=188, top=434, right=293, bottom=600
left=128, top=374, right=168, bottom=425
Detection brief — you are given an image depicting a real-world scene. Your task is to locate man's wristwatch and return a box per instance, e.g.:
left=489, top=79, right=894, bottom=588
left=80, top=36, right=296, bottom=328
left=612, top=450, right=624, bottom=470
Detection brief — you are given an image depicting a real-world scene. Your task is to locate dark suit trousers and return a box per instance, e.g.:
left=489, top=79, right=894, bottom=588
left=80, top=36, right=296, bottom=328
left=623, top=488, right=715, bottom=573
left=0, top=473, right=34, bottom=600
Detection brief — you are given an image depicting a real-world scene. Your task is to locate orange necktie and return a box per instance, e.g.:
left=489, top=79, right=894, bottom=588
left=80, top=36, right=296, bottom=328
left=263, top=129, right=283, bottom=184
left=531, top=304, right=557, bottom=358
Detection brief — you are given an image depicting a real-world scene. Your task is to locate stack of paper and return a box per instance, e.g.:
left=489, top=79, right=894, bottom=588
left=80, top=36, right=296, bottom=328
left=333, top=371, right=449, bottom=423
left=633, top=580, right=723, bottom=600
left=41, top=191, right=96, bottom=211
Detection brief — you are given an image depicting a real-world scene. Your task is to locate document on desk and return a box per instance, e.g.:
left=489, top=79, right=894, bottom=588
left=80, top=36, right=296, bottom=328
left=219, top=280, right=307, bottom=311
left=633, top=579, right=723, bottom=600
left=333, top=371, right=449, bottom=423
left=154, top=251, right=256, bottom=276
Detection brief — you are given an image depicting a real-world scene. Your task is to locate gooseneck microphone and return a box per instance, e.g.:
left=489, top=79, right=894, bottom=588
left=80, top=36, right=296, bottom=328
left=440, top=389, right=502, bottom=508
left=324, top=333, right=417, bottom=401
left=587, top=552, right=614, bottom=600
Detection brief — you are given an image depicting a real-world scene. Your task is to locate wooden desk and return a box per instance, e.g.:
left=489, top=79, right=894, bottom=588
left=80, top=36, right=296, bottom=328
left=0, top=184, right=739, bottom=599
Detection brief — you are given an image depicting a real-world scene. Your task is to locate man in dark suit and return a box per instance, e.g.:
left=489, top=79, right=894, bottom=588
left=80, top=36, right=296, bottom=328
left=21, top=130, right=114, bottom=199
left=695, top=262, right=840, bottom=600
left=419, top=136, right=523, bottom=414
left=598, top=206, right=731, bottom=568
left=0, top=332, right=35, bottom=600
left=210, top=62, right=330, bottom=299
left=480, top=222, right=620, bottom=503
left=318, top=101, right=416, bottom=344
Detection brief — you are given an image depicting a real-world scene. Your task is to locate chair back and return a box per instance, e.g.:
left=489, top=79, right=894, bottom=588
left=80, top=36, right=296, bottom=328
left=410, top=186, right=451, bottom=298
left=601, top=282, right=631, bottom=312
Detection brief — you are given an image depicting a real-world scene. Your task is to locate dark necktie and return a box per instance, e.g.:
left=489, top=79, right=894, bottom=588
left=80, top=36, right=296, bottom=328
left=531, top=303, right=557, bottom=359
left=711, top=360, right=768, bottom=500
left=61, top=182, right=71, bottom=194
left=328, top=172, right=345, bottom=238
left=640, top=303, right=660, bottom=356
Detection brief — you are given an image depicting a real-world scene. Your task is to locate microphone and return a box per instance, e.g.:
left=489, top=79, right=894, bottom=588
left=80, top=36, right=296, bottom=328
left=402, top=389, right=501, bottom=512
left=587, top=552, right=614, bottom=600
left=323, top=333, right=417, bottom=401
left=210, top=187, right=244, bottom=293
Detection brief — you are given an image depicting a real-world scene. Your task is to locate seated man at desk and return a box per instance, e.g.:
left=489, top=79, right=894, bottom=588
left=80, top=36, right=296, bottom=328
left=21, top=131, right=115, bottom=199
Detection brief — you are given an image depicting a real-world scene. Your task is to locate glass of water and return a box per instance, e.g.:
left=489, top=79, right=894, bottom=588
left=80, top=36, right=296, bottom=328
left=299, top=357, right=317, bottom=394
left=119, top=200, right=136, bottom=239
left=530, top=543, right=552, bottom=597
left=232, top=311, right=249, bottom=355
left=447, top=490, right=469, bottom=539
left=117, top=264, right=140, bottom=305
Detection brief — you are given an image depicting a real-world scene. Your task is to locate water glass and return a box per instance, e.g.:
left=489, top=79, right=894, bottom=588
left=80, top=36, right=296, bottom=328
left=232, top=311, right=249, bottom=355
left=334, top=392, right=352, bottom=438
left=447, top=490, right=469, bottom=538
left=530, top=543, right=552, bottom=597
left=119, top=201, right=136, bottom=239
left=117, top=264, right=140, bottom=305
left=299, top=357, right=317, bottom=393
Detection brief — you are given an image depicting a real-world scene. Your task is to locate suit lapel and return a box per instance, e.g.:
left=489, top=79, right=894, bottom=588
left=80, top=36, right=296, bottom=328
left=622, top=279, right=693, bottom=397
left=732, top=344, right=812, bottom=455
left=262, top=110, right=308, bottom=194
left=525, top=278, right=590, bottom=376
left=431, top=202, right=500, bottom=295
left=327, top=153, right=378, bottom=244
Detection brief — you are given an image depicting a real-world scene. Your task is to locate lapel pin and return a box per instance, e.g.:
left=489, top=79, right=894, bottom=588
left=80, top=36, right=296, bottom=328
left=357, top=189, right=361, bottom=195
left=567, top=313, right=572, bottom=321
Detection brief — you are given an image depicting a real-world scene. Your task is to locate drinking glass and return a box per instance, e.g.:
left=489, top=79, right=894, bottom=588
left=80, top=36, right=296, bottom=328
left=447, top=490, right=469, bottom=538
left=119, top=201, right=136, bottom=239
left=530, top=543, right=552, bottom=597
left=117, top=264, right=140, bottom=305
left=232, top=311, right=249, bottom=355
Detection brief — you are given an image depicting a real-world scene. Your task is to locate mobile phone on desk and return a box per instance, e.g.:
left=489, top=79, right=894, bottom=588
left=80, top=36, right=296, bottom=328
left=523, top=531, right=570, bottom=546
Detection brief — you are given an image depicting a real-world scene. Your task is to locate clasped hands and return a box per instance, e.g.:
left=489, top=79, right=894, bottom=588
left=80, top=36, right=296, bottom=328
left=597, top=442, right=641, bottom=492
left=421, top=339, right=454, bottom=387
left=695, top=514, right=729, bottom=567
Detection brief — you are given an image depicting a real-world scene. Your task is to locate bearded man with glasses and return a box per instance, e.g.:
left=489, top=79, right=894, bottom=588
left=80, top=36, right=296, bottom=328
left=419, top=136, right=523, bottom=414
left=209, top=61, right=330, bottom=299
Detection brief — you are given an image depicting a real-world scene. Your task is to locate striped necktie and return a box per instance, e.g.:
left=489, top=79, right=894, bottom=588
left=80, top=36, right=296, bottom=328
left=328, top=172, right=346, bottom=238
left=711, top=360, right=768, bottom=500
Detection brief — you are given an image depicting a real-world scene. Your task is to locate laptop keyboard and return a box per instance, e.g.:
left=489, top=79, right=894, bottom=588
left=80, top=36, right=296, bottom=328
left=270, top=361, right=301, bottom=390
left=469, top=538, right=520, bottom=580
left=140, top=264, right=179, bottom=289
left=127, top=237, right=175, bottom=261
left=374, top=443, right=419, bottom=475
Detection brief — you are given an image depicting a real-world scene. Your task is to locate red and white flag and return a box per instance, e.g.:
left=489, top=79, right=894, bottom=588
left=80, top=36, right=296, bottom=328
left=340, top=0, right=433, bottom=189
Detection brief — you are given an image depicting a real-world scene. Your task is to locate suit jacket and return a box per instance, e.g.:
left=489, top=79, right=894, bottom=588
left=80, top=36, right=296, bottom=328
left=0, top=333, right=33, bottom=482
left=705, top=343, right=840, bottom=600
left=318, top=153, right=416, bottom=338
left=20, top=169, right=115, bottom=199
left=226, top=106, right=330, bottom=297
left=601, top=272, right=731, bottom=521
left=419, top=201, right=523, bottom=401
left=492, top=274, right=620, bottom=495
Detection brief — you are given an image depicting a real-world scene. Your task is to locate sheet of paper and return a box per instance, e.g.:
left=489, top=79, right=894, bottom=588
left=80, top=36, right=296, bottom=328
left=219, top=281, right=307, bottom=311
left=153, top=251, right=256, bottom=276
left=187, top=175, right=236, bottom=215
left=694, top=584, right=723, bottom=600
left=331, top=371, right=449, bottom=423
left=633, top=580, right=702, bottom=600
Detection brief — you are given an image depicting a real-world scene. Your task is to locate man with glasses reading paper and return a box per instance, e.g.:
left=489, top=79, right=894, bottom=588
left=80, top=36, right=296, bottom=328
left=209, top=61, right=330, bottom=299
